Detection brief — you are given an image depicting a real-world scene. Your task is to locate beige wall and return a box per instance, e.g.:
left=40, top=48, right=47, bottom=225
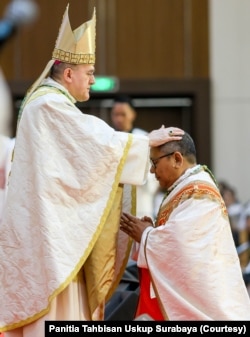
left=209, top=0, right=250, bottom=203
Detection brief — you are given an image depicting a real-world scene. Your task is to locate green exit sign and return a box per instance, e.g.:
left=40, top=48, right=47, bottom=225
left=91, top=76, right=119, bottom=92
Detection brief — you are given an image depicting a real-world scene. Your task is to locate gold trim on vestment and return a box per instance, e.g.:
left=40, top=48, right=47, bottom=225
left=84, top=135, right=134, bottom=320
left=0, top=116, right=134, bottom=331
left=157, top=181, right=228, bottom=227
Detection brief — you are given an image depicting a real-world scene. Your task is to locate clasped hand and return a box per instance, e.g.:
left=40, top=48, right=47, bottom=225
left=120, top=212, right=154, bottom=243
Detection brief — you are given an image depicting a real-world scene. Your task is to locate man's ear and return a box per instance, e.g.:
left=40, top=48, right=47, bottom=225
left=174, top=151, right=183, bottom=167
left=63, top=67, right=73, bottom=83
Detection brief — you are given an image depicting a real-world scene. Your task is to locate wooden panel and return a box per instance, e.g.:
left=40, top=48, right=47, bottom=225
left=20, top=0, right=95, bottom=80
left=74, top=78, right=211, bottom=167
left=114, top=78, right=211, bottom=167
left=1, top=0, right=93, bottom=80
left=0, top=0, right=15, bottom=78
left=1, top=0, right=209, bottom=82
left=191, top=0, right=209, bottom=77
left=8, top=78, right=211, bottom=166
left=113, top=0, right=185, bottom=78
left=104, top=0, right=209, bottom=79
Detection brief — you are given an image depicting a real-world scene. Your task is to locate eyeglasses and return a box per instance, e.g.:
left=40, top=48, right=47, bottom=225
left=150, top=152, right=175, bottom=169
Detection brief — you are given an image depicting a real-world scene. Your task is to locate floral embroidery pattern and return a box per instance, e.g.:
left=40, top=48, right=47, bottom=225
left=156, top=181, right=228, bottom=227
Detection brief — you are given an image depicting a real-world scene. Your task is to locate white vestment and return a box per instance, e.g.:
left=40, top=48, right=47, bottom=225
left=131, top=128, right=158, bottom=219
left=0, top=78, right=151, bottom=335
left=136, top=165, right=250, bottom=320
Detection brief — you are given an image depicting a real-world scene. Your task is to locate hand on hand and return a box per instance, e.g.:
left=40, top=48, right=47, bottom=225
left=148, top=126, right=184, bottom=147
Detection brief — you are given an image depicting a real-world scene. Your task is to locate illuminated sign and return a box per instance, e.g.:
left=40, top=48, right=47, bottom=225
left=91, top=76, right=119, bottom=92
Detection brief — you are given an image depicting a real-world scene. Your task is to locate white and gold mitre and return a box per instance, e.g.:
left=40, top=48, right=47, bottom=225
left=26, top=4, right=96, bottom=96
left=52, top=4, right=96, bottom=64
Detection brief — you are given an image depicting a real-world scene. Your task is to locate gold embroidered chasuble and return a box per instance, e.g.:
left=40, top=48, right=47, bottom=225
left=0, top=78, right=150, bottom=333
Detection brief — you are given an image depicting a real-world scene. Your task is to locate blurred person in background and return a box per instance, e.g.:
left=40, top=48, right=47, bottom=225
left=110, top=94, right=146, bottom=135
left=218, top=181, right=248, bottom=266
left=242, top=207, right=250, bottom=294
left=218, top=181, right=244, bottom=226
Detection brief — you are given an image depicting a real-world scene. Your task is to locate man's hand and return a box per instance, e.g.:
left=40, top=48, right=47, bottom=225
left=148, top=126, right=184, bottom=147
left=120, top=212, right=153, bottom=243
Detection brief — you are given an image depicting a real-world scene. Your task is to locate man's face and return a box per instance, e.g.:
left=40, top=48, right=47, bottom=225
left=69, top=64, right=95, bottom=102
left=150, top=147, right=179, bottom=190
left=111, top=102, right=136, bottom=132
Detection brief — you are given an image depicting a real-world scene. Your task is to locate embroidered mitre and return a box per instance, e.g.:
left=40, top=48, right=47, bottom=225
left=52, top=4, right=96, bottom=64
left=26, top=4, right=96, bottom=96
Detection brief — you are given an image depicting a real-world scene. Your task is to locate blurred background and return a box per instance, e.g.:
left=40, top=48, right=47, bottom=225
left=0, top=0, right=250, bottom=205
